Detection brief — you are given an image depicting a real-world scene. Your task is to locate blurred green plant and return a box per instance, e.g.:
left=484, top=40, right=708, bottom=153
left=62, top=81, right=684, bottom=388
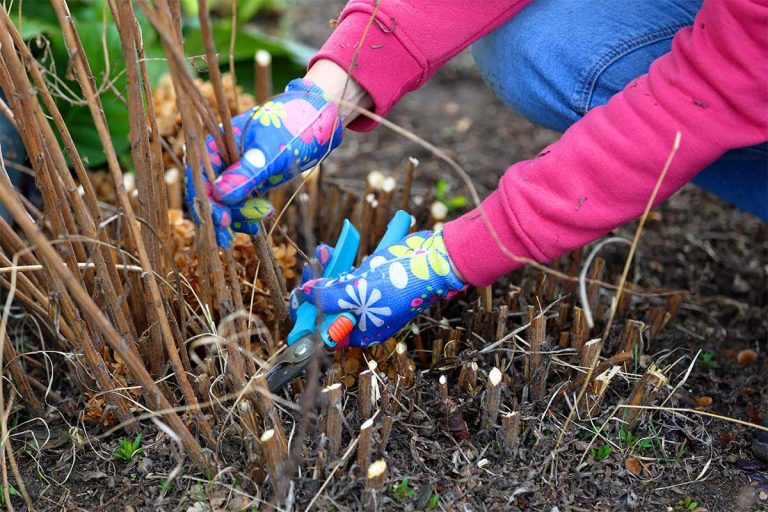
left=0, top=486, right=18, bottom=507
left=698, top=351, right=719, bottom=369
left=619, top=426, right=655, bottom=453
left=424, top=491, right=440, bottom=510
left=675, top=496, right=699, bottom=510
left=9, top=1, right=157, bottom=167
left=434, top=179, right=469, bottom=212
left=392, top=476, right=417, bottom=501
left=591, top=443, right=613, bottom=461
left=182, top=19, right=312, bottom=93
left=182, top=0, right=287, bottom=22
left=8, top=0, right=311, bottom=169
left=113, top=434, right=144, bottom=462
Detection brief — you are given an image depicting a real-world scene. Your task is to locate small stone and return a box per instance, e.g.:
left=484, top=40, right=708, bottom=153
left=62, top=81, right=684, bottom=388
left=443, top=102, right=460, bottom=115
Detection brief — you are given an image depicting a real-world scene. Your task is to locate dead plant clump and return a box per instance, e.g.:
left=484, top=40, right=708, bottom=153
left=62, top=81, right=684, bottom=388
left=0, top=3, right=763, bottom=511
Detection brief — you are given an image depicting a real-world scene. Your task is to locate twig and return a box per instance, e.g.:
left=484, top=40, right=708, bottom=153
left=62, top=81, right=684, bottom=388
left=555, top=132, right=681, bottom=449
left=359, top=369, right=375, bottom=420
left=323, top=383, right=343, bottom=458
left=364, top=459, right=387, bottom=509
left=400, top=157, right=418, bottom=211
left=502, top=411, right=521, bottom=452
left=624, top=364, right=668, bottom=428
left=481, top=367, right=502, bottom=428
left=259, top=429, right=286, bottom=486
left=255, top=50, right=272, bottom=103
left=356, top=417, right=375, bottom=471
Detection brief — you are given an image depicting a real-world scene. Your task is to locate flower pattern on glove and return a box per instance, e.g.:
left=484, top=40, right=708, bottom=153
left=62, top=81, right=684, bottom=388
left=289, top=230, right=466, bottom=348
left=336, top=279, right=391, bottom=332
left=185, top=79, right=343, bottom=249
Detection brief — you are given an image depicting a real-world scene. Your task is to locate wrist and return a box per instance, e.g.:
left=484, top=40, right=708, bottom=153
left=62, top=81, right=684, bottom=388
left=305, top=59, right=373, bottom=125
left=435, top=228, right=466, bottom=284
left=449, top=257, right=466, bottom=284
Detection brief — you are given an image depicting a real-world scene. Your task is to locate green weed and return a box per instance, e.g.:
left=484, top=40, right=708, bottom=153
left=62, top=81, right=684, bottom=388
left=619, top=427, right=655, bottom=453
left=434, top=179, right=468, bottom=212
left=591, top=444, right=613, bottom=461
left=0, top=486, right=18, bottom=507
left=113, top=434, right=144, bottom=463
left=425, top=491, right=440, bottom=510
left=392, top=476, right=417, bottom=501
left=675, top=496, right=699, bottom=510
left=698, top=351, right=719, bottom=369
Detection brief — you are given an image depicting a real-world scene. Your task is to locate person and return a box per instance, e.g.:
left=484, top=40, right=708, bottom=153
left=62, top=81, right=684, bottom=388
left=186, top=0, right=768, bottom=463
left=188, top=0, right=767, bottom=348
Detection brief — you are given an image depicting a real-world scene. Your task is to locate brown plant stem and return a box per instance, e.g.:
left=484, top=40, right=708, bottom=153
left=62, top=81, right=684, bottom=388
left=364, top=459, right=387, bottom=509
left=2, top=333, right=42, bottom=417
left=2, top=18, right=140, bottom=348
left=356, top=417, right=375, bottom=471
left=51, top=0, right=213, bottom=451
left=324, top=382, right=344, bottom=458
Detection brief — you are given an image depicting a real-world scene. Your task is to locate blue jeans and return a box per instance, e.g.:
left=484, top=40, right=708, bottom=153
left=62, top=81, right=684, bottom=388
left=471, top=0, right=768, bottom=221
left=0, top=90, right=24, bottom=223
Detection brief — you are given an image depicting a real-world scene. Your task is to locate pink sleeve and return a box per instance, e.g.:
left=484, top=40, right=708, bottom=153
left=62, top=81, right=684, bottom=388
left=309, top=0, right=534, bottom=131
left=444, top=0, right=768, bottom=287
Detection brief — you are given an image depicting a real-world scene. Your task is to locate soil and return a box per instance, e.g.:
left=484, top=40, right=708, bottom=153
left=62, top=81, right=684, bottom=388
left=8, top=1, right=768, bottom=511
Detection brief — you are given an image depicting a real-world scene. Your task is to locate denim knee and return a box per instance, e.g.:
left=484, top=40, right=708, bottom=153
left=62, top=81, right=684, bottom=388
left=0, top=90, right=24, bottom=223
left=471, top=0, right=700, bottom=132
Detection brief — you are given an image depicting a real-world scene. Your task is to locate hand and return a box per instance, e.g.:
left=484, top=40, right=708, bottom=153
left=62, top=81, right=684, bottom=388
left=185, top=78, right=344, bottom=248
left=289, top=230, right=466, bottom=348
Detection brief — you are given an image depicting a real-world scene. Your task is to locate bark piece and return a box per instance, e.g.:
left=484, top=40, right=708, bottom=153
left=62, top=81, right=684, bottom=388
left=481, top=367, right=503, bottom=428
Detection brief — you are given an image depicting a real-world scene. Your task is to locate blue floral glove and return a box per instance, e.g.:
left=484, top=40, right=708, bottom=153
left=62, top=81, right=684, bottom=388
left=289, top=230, right=466, bottom=348
left=185, top=78, right=343, bottom=249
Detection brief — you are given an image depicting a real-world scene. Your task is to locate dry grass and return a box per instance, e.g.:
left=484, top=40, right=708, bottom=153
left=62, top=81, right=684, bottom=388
left=0, top=2, right=765, bottom=511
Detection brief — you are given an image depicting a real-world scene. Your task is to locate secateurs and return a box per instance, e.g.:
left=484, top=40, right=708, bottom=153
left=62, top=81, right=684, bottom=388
left=263, top=210, right=412, bottom=392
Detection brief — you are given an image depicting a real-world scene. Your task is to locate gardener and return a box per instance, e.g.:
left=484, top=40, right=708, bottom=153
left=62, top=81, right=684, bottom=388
left=188, top=0, right=767, bottom=458
left=190, top=0, right=767, bottom=345
left=187, top=0, right=767, bottom=453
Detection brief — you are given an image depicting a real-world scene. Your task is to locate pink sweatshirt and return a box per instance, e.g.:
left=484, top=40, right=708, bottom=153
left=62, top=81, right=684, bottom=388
left=311, top=0, right=768, bottom=287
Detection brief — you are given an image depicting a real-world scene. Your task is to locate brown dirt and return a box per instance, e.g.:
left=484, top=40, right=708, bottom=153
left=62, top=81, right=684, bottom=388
left=8, top=1, right=767, bottom=511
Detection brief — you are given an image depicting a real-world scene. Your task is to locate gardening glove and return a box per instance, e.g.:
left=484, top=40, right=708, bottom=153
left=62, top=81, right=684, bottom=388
left=185, top=78, right=343, bottom=249
left=289, top=230, right=466, bottom=348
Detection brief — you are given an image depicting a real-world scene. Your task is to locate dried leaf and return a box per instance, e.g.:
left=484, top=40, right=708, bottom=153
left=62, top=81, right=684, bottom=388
left=445, top=400, right=469, bottom=440
left=625, top=457, right=642, bottom=476
left=737, top=349, right=757, bottom=365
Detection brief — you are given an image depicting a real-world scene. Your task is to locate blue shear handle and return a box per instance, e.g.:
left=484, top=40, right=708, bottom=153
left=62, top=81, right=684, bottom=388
left=287, top=219, right=360, bottom=345
left=374, top=210, right=412, bottom=252
left=321, top=210, right=412, bottom=348
left=287, top=211, right=412, bottom=347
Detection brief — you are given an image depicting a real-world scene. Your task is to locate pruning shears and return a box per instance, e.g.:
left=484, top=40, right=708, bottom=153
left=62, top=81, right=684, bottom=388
left=263, top=210, right=412, bottom=392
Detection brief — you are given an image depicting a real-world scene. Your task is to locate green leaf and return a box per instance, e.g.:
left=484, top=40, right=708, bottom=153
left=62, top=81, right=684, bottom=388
left=591, top=444, right=613, bottom=461
left=235, top=0, right=270, bottom=22
left=392, top=477, right=416, bottom=500
left=182, top=21, right=312, bottom=95
left=435, top=179, right=447, bottom=200
left=619, top=427, right=632, bottom=444
left=13, top=0, right=165, bottom=169
left=62, top=95, right=131, bottom=168
left=183, top=21, right=314, bottom=64
left=446, top=195, right=468, bottom=210
left=425, top=492, right=439, bottom=510
left=8, top=2, right=59, bottom=38
left=113, top=433, right=144, bottom=462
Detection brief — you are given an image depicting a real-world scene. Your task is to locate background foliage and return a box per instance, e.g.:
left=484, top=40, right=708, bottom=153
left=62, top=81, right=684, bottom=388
left=8, top=0, right=310, bottom=168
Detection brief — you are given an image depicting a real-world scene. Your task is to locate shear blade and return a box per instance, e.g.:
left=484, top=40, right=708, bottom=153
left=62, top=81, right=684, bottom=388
left=264, top=336, right=327, bottom=392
